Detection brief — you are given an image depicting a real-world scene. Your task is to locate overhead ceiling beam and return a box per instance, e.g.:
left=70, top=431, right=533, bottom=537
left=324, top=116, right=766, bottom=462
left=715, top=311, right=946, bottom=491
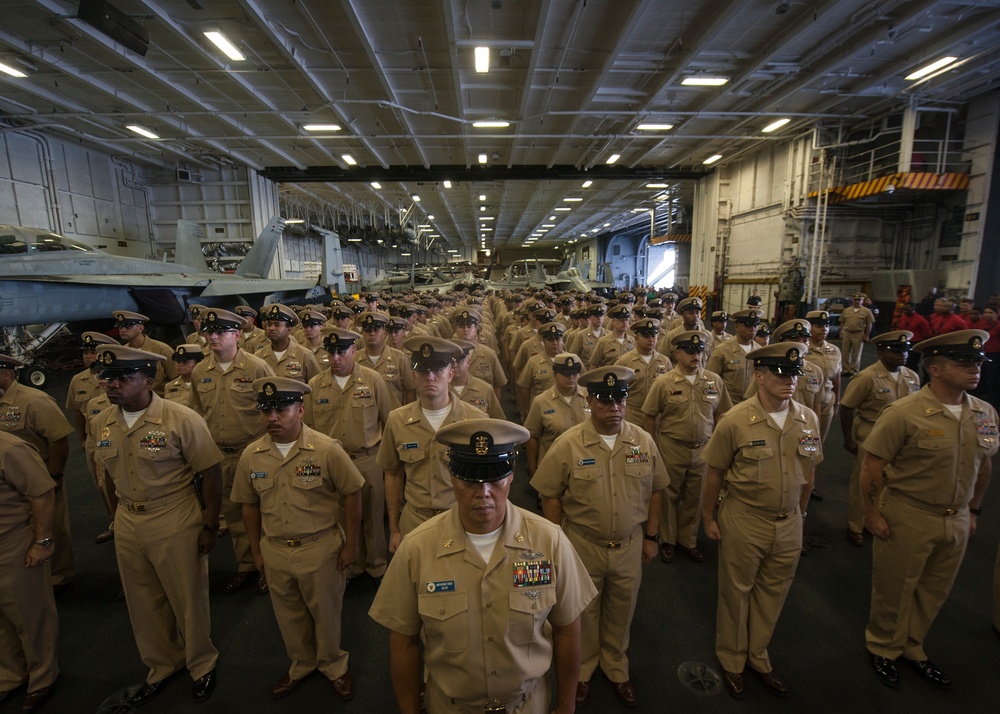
left=260, top=164, right=709, bottom=182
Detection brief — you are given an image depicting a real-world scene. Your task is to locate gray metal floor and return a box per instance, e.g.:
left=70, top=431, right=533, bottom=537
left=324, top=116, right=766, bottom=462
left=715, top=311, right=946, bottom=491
left=35, top=342, right=1000, bottom=713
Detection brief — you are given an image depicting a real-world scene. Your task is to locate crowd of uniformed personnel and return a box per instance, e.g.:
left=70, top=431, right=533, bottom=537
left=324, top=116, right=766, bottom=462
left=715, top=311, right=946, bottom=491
left=0, top=282, right=998, bottom=713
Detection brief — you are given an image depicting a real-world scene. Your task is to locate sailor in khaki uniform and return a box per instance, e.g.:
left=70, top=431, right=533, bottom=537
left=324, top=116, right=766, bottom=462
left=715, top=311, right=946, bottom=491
left=706, top=309, right=761, bottom=404
left=589, top=305, right=636, bottom=370
left=232, top=378, right=363, bottom=702
left=354, top=312, right=415, bottom=406
left=840, top=292, right=875, bottom=375
left=566, top=304, right=606, bottom=367
left=862, top=330, right=996, bottom=690
left=112, top=311, right=176, bottom=394
left=189, top=308, right=275, bottom=595
left=803, top=309, right=842, bottom=443
left=532, top=367, right=668, bottom=709
left=512, top=307, right=556, bottom=380
left=258, top=304, right=321, bottom=384
left=452, top=307, right=507, bottom=400
left=449, top=340, right=504, bottom=419
left=745, top=320, right=826, bottom=416
left=184, top=304, right=209, bottom=353
left=235, top=305, right=265, bottom=352
left=0, top=431, right=59, bottom=713
left=660, top=297, right=706, bottom=358
left=523, top=353, right=589, bottom=480
left=304, top=328, right=398, bottom=580
left=516, top=322, right=565, bottom=416
left=702, top=343, right=821, bottom=699
left=370, top=419, right=597, bottom=714
left=377, top=338, right=488, bottom=554
left=91, top=345, right=223, bottom=707
left=163, top=344, right=204, bottom=407
left=708, top=311, right=731, bottom=349
left=65, top=331, right=118, bottom=543
left=0, top=355, right=75, bottom=591
left=839, top=331, right=920, bottom=547
left=298, top=308, right=330, bottom=369
left=615, top=318, right=672, bottom=426
left=642, top=331, right=732, bottom=563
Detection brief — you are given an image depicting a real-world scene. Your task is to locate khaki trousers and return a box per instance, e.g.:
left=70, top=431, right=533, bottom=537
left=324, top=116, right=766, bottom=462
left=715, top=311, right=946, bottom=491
left=115, top=495, right=217, bottom=683
left=656, top=437, right=706, bottom=549
left=842, top=331, right=864, bottom=373
left=0, top=527, right=59, bottom=693
left=347, top=453, right=386, bottom=579
left=220, top=449, right=255, bottom=572
left=424, top=676, right=545, bottom=714
left=261, top=531, right=349, bottom=681
left=50, top=483, right=74, bottom=586
left=993, top=543, right=1000, bottom=632
left=847, top=445, right=868, bottom=534
left=564, top=522, right=641, bottom=683
left=715, top=500, right=802, bottom=674
left=865, top=496, right=969, bottom=660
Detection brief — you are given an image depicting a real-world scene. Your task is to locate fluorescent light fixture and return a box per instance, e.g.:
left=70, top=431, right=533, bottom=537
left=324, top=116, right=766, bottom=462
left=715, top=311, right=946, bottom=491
left=478, top=154, right=488, bottom=164
left=603, top=223, right=611, bottom=227
left=126, top=124, right=159, bottom=139
left=474, top=46, right=490, bottom=73
left=370, top=181, right=382, bottom=189
left=682, top=76, right=728, bottom=86
left=632, top=208, right=650, bottom=213
left=481, top=227, right=492, bottom=231
left=347, top=238, right=362, bottom=243
left=284, top=219, right=305, bottom=224
left=472, top=120, right=510, bottom=128
left=429, top=233, right=440, bottom=237
left=0, top=62, right=27, bottom=78
left=443, top=180, right=452, bottom=188
left=555, top=207, right=571, bottom=212
left=203, top=30, right=246, bottom=61
left=341, top=154, right=357, bottom=165
left=447, top=249, right=459, bottom=253
left=905, top=56, right=958, bottom=81
left=762, top=118, right=791, bottom=133
left=582, top=180, right=593, bottom=188
left=542, top=224, right=556, bottom=228
left=418, top=224, right=431, bottom=229
left=703, top=154, right=723, bottom=165
left=537, top=229, right=548, bottom=233
left=400, top=252, right=411, bottom=256
left=606, top=153, right=621, bottom=164
left=636, top=123, right=673, bottom=131
left=412, top=195, right=420, bottom=202
left=563, top=197, right=582, bottom=202
left=480, top=206, right=486, bottom=212
left=479, top=194, right=487, bottom=201
left=302, top=124, right=341, bottom=132
left=427, top=215, right=435, bottom=220
left=646, top=183, right=669, bottom=189
left=591, top=228, right=599, bottom=233
left=480, top=216, right=494, bottom=221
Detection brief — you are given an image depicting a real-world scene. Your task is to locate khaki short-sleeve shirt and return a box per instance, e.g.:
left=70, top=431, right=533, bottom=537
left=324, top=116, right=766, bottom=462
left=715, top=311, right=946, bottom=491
left=523, top=387, right=589, bottom=464
left=189, top=349, right=274, bottom=446
left=531, top=420, right=669, bottom=540
left=91, top=395, right=223, bottom=504
left=703, top=396, right=822, bottom=513
left=369, top=505, right=597, bottom=706
left=0, top=381, right=74, bottom=464
left=65, top=368, right=102, bottom=415
left=468, top=344, right=507, bottom=389
left=258, top=339, right=321, bottom=385
left=0, top=432, right=56, bottom=538
left=304, top=363, right=397, bottom=453
left=615, top=349, right=672, bottom=424
left=840, top=363, right=920, bottom=441
left=590, top=334, right=636, bottom=370
left=642, top=368, right=732, bottom=444
left=863, top=386, right=998, bottom=508
left=516, top=353, right=556, bottom=398
left=355, top=346, right=414, bottom=405
left=706, top=339, right=756, bottom=404
left=452, top=377, right=504, bottom=420
left=231, top=425, right=364, bottom=539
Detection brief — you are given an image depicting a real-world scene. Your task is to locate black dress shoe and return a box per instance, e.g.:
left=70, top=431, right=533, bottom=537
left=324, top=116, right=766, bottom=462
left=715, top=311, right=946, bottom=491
left=255, top=572, right=269, bottom=595
left=752, top=668, right=789, bottom=697
left=721, top=670, right=744, bottom=699
left=658, top=543, right=674, bottom=563
left=128, top=672, right=179, bottom=708
left=223, top=571, right=253, bottom=594
left=0, top=682, right=26, bottom=707
left=21, top=679, right=56, bottom=713
left=870, top=654, right=899, bottom=689
left=678, top=545, right=705, bottom=562
left=810, top=489, right=824, bottom=502
left=903, top=658, right=951, bottom=689
left=192, top=670, right=216, bottom=703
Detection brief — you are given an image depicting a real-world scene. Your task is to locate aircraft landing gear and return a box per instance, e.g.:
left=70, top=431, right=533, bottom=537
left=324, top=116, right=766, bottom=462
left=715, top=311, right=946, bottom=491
left=20, top=366, right=47, bottom=388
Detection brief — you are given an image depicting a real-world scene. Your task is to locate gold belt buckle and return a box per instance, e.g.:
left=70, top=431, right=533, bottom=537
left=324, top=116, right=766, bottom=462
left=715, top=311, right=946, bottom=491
left=484, top=701, right=506, bottom=713
left=608, top=539, right=622, bottom=549
left=775, top=512, right=788, bottom=521
left=128, top=503, right=146, bottom=512
left=944, top=508, right=957, bottom=516
left=286, top=538, right=301, bottom=547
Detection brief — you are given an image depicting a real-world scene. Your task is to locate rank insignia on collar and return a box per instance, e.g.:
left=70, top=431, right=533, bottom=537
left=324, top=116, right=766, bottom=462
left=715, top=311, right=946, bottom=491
left=514, top=532, right=524, bottom=542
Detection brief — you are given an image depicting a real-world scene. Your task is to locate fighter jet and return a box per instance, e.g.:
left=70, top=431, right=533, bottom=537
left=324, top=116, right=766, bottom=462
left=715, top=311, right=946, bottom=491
left=0, top=216, right=329, bottom=385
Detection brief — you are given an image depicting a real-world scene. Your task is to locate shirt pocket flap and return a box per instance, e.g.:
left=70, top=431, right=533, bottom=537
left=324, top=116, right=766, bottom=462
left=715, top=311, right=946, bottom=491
left=398, top=447, right=426, bottom=463
left=917, top=438, right=949, bottom=451
left=418, top=591, right=469, bottom=622
left=571, top=465, right=601, bottom=481
left=742, top=446, right=774, bottom=460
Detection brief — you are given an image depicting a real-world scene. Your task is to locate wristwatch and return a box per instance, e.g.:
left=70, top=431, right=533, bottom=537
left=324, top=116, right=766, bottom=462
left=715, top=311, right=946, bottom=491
left=203, top=522, right=221, bottom=534
left=643, top=533, right=658, bottom=543
left=35, top=538, right=53, bottom=547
